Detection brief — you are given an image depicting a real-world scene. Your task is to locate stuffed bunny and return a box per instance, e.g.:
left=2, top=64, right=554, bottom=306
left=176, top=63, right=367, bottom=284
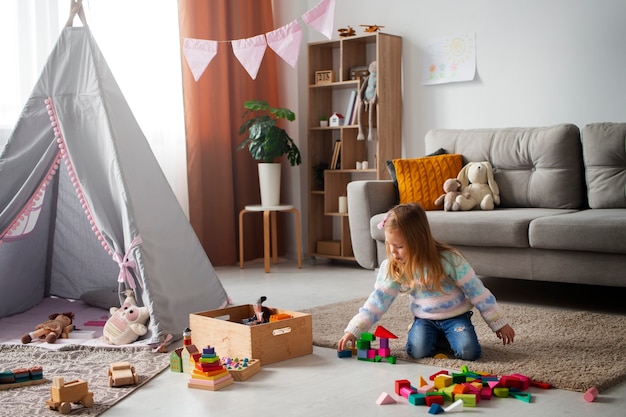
left=455, top=161, right=500, bottom=211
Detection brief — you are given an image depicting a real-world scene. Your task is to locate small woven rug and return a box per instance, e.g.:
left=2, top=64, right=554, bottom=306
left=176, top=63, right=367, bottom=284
left=0, top=344, right=170, bottom=416
left=303, top=298, right=626, bottom=393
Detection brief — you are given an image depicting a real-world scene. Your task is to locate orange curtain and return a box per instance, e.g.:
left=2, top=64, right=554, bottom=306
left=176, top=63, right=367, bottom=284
left=178, top=0, right=280, bottom=266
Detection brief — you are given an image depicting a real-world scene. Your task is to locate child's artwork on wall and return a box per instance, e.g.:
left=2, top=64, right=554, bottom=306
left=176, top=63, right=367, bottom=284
left=422, top=33, right=476, bottom=85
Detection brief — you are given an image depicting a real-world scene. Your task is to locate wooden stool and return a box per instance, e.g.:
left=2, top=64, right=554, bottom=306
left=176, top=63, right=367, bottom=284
left=239, top=204, right=302, bottom=273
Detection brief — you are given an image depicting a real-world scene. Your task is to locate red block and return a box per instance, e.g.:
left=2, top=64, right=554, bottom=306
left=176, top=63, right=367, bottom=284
left=425, top=395, right=445, bottom=406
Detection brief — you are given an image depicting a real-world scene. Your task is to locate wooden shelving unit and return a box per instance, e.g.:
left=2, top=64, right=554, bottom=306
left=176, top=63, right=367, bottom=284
left=307, top=33, right=402, bottom=261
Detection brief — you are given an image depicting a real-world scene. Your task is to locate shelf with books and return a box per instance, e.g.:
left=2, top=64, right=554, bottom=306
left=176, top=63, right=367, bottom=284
left=306, top=33, right=402, bottom=261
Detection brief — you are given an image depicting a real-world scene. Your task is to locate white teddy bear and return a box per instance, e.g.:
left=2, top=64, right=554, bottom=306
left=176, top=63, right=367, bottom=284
left=455, top=161, right=500, bottom=211
left=103, top=290, right=149, bottom=345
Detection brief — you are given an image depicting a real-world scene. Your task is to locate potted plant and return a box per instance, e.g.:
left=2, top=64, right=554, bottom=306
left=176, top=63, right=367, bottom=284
left=237, top=100, right=301, bottom=206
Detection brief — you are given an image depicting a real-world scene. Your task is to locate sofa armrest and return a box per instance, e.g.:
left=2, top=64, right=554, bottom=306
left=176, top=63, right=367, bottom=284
left=347, top=180, right=397, bottom=269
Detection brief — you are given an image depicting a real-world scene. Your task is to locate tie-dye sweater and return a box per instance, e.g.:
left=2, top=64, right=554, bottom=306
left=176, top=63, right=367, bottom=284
left=344, top=250, right=509, bottom=338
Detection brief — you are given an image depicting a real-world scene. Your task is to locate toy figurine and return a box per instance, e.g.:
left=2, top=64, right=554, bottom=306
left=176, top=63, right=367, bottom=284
left=21, top=312, right=74, bottom=344
left=242, top=296, right=271, bottom=325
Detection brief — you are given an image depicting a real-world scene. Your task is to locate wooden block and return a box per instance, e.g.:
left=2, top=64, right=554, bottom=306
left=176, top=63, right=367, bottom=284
left=493, top=387, right=509, bottom=398
left=455, top=393, right=477, bottom=407
left=429, top=370, right=449, bottom=380
left=428, top=403, right=445, bottom=414
left=510, top=391, right=532, bottom=403
left=584, top=386, right=598, bottom=402
left=425, top=395, right=444, bottom=406
left=188, top=375, right=233, bottom=391
left=376, top=392, right=396, bottom=405
left=434, top=374, right=453, bottom=389
left=225, top=358, right=260, bottom=381
left=337, top=349, right=352, bottom=358
left=408, top=393, right=426, bottom=406
left=444, top=399, right=464, bottom=412
left=394, top=379, right=411, bottom=396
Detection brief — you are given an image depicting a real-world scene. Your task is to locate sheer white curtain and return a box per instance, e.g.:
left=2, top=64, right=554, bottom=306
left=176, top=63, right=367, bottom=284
left=0, top=0, right=189, bottom=217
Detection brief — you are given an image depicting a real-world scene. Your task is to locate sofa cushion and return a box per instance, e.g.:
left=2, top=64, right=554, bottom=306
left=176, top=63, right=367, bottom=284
left=530, top=209, right=626, bottom=254
left=386, top=148, right=448, bottom=205
left=424, top=124, right=585, bottom=209
left=371, top=208, right=576, bottom=248
left=581, top=123, right=626, bottom=208
left=393, top=153, right=463, bottom=210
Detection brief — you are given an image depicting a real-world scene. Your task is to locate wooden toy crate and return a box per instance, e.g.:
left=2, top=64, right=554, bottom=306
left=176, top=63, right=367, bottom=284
left=189, top=305, right=312, bottom=365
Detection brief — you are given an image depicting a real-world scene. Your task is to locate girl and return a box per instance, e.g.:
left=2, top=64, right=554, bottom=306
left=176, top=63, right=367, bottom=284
left=338, top=203, right=515, bottom=360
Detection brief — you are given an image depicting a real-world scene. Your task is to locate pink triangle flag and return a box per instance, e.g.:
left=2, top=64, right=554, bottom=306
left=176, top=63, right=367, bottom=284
left=302, top=0, right=336, bottom=40
left=183, top=38, right=218, bottom=82
left=266, top=20, right=303, bottom=68
left=232, top=34, right=268, bottom=80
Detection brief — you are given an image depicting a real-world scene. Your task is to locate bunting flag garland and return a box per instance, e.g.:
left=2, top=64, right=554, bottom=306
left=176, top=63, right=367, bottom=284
left=301, top=0, right=335, bottom=40
left=182, top=0, right=335, bottom=81
left=232, top=34, right=268, bottom=80
left=266, top=20, right=303, bottom=69
left=183, top=38, right=218, bottom=82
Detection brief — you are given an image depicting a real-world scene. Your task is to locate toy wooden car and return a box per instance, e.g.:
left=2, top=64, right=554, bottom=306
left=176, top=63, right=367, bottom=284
left=46, top=377, right=94, bottom=414
left=107, top=361, right=139, bottom=387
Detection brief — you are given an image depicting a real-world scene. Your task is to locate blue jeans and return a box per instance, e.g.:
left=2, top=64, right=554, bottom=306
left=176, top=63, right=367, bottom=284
left=406, top=311, right=481, bottom=361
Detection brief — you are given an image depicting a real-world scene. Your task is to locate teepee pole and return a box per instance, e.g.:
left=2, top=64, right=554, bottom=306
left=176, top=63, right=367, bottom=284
left=65, top=0, right=88, bottom=28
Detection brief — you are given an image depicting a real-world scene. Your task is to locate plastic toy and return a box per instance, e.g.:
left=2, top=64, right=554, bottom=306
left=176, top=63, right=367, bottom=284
left=21, top=312, right=74, bottom=344
left=46, top=377, right=94, bottom=414
left=108, top=361, right=139, bottom=387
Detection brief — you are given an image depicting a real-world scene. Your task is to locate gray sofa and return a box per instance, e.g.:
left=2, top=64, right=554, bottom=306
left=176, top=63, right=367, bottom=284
left=347, top=123, right=626, bottom=287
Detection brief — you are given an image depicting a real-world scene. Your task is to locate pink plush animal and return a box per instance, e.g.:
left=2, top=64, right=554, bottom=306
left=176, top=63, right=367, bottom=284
left=103, top=290, right=149, bottom=345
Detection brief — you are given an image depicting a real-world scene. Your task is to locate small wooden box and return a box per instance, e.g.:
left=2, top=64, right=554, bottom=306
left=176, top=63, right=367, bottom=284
left=189, top=305, right=312, bottom=366
left=315, top=70, right=334, bottom=85
left=225, top=358, right=261, bottom=381
left=317, top=240, right=341, bottom=256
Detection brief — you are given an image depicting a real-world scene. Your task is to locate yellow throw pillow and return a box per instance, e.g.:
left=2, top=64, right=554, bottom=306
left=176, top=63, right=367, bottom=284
left=393, top=154, right=463, bottom=210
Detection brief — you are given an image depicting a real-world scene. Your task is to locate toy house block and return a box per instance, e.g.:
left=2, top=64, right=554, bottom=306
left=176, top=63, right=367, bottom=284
left=480, top=387, right=493, bottom=400
left=379, top=338, right=389, bottom=349
left=434, top=374, right=453, bottom=389
left=425, top=395, right=444, bottom=406
left=439, top=385, right=455, bottom=402
left=455, top=393, right=477, bottom=407
left=385, top=356, right=396, bottom=364
left=376, top=392, right=396, bottom=405
left=429, top=370, right=449, bottom=380
left=460, top=365, right=470, bottom=373
left=378, top=347, right=391, bottom=357
left=418, top=375, right=428, bottom=387
left=356, top=340, right=370, bottom=349
left=394, top=379, right=411, bottom=396
left=374, top=325, right=398, bottom=339
left=328, top=113, right=344, bottom=127
left=444, top=399, right=464, bottom=413
left=360, top=332, right=375, bottom=341
left=428, top=403, right=445, bottom=414
left=452, top=384, right=469, bottom=395
left=408, top=393, right=426, bottom=406
left=169, top=348, right=183, bottom=373
left=584, top=386, right=599, bottom=402
left=181, top=345, right=199, bottom=374
left=493, top=387, right=509, bottom=398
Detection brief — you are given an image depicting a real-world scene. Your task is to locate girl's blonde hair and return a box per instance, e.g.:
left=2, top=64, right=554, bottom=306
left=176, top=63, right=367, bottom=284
left=383, top=203, right=459, bottom=292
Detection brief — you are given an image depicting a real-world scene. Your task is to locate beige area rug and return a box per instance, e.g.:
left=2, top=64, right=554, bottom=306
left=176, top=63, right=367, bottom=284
left=303, top=298, right=626, bottom=393
left=0, top=344, right=170, bottom=416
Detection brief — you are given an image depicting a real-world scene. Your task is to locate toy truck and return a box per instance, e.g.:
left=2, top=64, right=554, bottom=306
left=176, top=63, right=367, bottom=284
left=46, top=377, right=94, bottom=414
left=108, top=361, right=139, bottom=387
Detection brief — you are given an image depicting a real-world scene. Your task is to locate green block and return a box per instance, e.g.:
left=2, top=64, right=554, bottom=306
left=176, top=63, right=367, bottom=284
left=510, top=391, right=532, bottom=403
left=360, top=332, right=375, bottom=341
left=386, top=356, right=396, bottom=364
left=408, top=393, right=426, bottom=406
left=493, top=387, right=510, bottom=398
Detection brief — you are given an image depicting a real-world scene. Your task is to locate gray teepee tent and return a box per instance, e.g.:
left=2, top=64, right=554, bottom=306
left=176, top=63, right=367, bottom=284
left=0, top=26, right=229, bottom=344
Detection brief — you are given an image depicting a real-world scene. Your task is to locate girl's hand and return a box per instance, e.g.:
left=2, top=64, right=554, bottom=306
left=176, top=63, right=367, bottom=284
left=338, top=332, right=356, bottom=351
left=496, top=324, right=515, bottom=345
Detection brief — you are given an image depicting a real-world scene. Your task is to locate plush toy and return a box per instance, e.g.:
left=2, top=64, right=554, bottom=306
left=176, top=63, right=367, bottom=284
left=434, top=178, right=464, bottom=211
left=21, top=312, right=75, bottom=344
left=455, top=161, right=500, bottom=211
left=242, top=296, right=271, bottom=325
left=103, top=290, right=150, bottom=345
left=356, top=60, right=377, bottom=141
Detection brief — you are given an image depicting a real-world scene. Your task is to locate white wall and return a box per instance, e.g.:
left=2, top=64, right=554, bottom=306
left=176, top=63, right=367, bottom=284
left=273, top=0, right=626, bottom=255
left=301, top=0, right=626, bottom=158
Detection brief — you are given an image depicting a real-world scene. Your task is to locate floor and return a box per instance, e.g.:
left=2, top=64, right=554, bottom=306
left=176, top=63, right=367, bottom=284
left=102, top=258, right=626, bottom=417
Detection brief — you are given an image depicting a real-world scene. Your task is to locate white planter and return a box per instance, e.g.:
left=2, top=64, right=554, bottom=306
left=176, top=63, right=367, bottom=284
left=258, top=163, right=281, bottom=207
